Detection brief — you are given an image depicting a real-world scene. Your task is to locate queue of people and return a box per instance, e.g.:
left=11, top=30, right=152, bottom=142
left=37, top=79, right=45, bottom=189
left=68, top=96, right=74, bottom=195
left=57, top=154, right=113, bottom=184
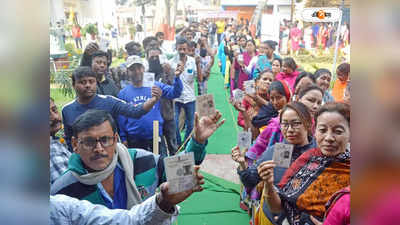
left=50, top=17, right=350, bottom=225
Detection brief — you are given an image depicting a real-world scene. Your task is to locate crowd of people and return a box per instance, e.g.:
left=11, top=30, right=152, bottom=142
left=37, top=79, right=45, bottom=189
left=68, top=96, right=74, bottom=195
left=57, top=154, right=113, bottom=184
left=50, top=16, right=350, bottom=225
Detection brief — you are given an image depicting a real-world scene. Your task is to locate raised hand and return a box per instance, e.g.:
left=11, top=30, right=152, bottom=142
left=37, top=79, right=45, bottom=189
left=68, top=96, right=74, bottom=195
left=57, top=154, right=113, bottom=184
left=84, top=42, right=99, bottom=56
left=232, top=100, right=246, bottom=112
left=231, top=146, right=245, bottom=164
left=193, top=110, right=225, bottom=144
left=257, top=160, right=276, bottom=187
left=151, top=86, right=162, bottom=100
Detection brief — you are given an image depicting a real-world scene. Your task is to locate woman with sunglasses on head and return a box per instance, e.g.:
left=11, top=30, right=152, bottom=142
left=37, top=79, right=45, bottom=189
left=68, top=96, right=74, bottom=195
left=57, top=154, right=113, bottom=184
left=232, top=102, right=317, bottom=224
left=257, top=102, right=350, bottom=225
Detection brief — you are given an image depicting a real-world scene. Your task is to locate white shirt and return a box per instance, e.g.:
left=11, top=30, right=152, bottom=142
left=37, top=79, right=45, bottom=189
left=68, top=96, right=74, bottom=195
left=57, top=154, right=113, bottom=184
left=168, top=55, right=197, bottom=104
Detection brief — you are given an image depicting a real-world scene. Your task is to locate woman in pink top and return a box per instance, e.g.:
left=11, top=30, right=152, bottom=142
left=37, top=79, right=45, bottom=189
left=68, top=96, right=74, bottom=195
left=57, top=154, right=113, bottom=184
left=275, top=57, right=300, bottom=93
left=321, top=186, right=350, bottom=225
left=234, top=39, right=258, bottom=90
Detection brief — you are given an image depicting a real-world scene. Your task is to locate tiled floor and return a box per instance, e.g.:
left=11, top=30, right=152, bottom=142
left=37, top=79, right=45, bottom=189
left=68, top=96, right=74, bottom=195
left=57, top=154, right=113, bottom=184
left=200, top=154, right=241, bottom=184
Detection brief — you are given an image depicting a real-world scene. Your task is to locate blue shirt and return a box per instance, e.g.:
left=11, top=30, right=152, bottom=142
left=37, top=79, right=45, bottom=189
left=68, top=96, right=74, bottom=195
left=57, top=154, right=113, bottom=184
left=118, top=78, right=183, bottom=141
left=98, top=164, right=127, bottom=209
left=62, top=94, right=147, bottom=151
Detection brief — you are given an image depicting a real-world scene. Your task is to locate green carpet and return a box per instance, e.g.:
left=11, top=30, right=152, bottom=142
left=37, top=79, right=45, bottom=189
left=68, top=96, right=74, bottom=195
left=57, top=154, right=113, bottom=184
left=201, top=59, right=240, bottom=154
left=173, top=171, right=250, bottom=225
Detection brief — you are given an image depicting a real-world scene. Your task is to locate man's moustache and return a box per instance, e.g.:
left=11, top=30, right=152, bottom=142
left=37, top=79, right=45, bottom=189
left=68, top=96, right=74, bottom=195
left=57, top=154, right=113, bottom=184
left=90, top=154, right=108, bottom=161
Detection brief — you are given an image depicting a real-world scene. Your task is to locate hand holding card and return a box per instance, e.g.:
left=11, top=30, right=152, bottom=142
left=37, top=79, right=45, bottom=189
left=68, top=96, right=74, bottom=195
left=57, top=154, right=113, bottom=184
left=237, top=131, right=252, bottom=151
left=272, top=143, right=294, bottom=168
left=143, top=72, right=155, bottom=87
left=243, top=80, right=256, bottom=95
left=164, top=152, right=196, bottom=194
left=195, top=94, right=216, bottom=119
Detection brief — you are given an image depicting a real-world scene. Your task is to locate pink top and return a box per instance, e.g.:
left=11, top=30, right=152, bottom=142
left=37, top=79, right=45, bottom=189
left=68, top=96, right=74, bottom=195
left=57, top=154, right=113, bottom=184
left=323, top=193, right=350, bottom=225
left=275, top=70, right=300, bottom=93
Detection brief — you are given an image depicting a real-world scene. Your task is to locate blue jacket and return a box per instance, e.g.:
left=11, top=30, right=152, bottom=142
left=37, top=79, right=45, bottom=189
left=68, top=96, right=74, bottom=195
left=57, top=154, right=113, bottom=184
left=62, top=95, right=147, bottom=151
left=118, top=77, right=183, bottom=141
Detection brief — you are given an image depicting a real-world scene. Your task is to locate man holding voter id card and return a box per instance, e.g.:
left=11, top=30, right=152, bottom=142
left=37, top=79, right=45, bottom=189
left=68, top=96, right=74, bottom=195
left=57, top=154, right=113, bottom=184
left=169, top=37, right=203, bottom=147
left=51, top=109, right=224, bottom=213
left=117, top=55, right=182, bottom=156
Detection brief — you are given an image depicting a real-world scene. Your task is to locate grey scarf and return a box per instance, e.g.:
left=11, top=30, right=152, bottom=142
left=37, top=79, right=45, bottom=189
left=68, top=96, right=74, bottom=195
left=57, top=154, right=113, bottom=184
left=71, top=143, right=142, bottom=208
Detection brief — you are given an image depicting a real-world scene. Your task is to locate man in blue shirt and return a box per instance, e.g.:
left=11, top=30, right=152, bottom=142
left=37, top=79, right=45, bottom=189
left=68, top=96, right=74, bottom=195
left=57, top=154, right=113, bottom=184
left=62, top=66, right=159, bottom=151
left=118, top=55, right=183, bottom=156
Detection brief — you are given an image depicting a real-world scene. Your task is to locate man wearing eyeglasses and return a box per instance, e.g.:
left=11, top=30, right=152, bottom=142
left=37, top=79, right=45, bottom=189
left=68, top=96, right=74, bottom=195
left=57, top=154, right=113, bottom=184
left=51, top=109, right=225, bottom=211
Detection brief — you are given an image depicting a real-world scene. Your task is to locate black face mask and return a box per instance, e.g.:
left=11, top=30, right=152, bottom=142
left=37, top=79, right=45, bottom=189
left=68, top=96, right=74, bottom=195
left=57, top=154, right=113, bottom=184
left=148, top=57, right=163, bottom=75
left=200, top=48, right=207, bottom=57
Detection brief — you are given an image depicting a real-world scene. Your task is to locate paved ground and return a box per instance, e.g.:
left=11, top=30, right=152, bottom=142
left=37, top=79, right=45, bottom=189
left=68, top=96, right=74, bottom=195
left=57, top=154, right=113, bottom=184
left=200, top=154, right=241, bottom=184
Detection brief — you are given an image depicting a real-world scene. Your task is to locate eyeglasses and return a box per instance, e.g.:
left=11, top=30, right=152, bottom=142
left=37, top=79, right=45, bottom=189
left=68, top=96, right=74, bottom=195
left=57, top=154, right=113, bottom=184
left=280, top=121, right=303, bottom=130
left=78, top=136, right=115, bottom=150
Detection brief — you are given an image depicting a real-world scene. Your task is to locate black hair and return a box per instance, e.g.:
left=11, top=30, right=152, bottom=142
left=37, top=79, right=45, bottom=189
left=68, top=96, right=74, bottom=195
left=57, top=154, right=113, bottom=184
left=264, top=40, right=278, bottom=51
left=176, top=37, right=189, bottom=47
left=315, top=102, right=350, bottom=127
left=90, top=50, right=108, bottom=66
left=272, top=58, right=282, bottom=67
left=337, top=63, right=350, bottom=75
left=246, top=39, right=256, bottom=47
left=314, top=68, right=332, bottom=79
left=283, top=57, right=297, bottom=71
left=268, top=80, right=287, bottom=98
left=238, top=35, right=247, bottom=41
left=297, top=84, right=324, bottom=99
left=280, top=101, right=313, bottom=135
left=294, top=72, right=316, bottom=92
left=142, top=36, right=158, bottom=50
left=72, top=66, right=96, bottom=85
left=72, top=109, right=117, bottom=137
left=155, top=32, right=164, bottom=38
left=125, top=41, right=141, bottom=51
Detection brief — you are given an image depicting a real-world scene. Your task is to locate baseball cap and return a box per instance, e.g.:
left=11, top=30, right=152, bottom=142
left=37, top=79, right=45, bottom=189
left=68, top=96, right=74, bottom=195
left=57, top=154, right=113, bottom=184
left=126, top=55, right=148, bottom=71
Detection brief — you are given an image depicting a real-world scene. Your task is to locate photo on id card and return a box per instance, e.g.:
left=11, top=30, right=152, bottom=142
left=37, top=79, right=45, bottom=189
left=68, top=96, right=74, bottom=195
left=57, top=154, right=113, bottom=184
left=272, top=143, right=294, bottom=168
left=237, top=130, right=252, bottom=150
left=233, top=89, right=244, bottom=103
left=142, top=72, right=155, bottom=87
left=243, top=80, right=256, bottom=95
left=196, top=94, right=215, bottom=118
left=163, top=152, right=196, bottom=194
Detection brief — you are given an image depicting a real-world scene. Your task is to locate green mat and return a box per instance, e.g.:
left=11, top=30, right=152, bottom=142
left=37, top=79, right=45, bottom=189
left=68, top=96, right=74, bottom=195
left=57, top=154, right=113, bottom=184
left=201, top=59, right=240, bottom=154
left=174, top=171, right=250, bottom=225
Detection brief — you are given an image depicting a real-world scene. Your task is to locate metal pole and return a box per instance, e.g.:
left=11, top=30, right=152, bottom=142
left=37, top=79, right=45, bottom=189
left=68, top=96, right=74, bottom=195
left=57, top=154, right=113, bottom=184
left=142, top=4, right=146, bottom=37
left=330, top=0, right=344, bottom=85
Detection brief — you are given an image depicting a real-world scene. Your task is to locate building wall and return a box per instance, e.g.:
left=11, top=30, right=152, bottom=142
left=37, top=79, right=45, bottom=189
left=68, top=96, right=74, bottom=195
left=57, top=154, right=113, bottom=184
left=224, top=6, right=255, bottom=21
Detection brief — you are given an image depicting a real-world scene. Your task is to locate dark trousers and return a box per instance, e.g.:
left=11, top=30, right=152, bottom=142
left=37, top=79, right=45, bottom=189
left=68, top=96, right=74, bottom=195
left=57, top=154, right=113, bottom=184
left=127, top=135, right=167, bottom=157
left=163, top=119, right=178, bottom=155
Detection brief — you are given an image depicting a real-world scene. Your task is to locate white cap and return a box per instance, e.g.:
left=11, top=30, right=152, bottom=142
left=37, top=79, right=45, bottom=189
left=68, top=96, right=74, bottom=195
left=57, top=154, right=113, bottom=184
left=126, top=55, right=148, bottom=71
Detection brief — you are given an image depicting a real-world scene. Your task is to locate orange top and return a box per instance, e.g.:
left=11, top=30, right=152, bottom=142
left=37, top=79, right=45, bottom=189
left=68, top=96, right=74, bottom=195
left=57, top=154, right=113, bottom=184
left=331, top=80, right=347, bottom=102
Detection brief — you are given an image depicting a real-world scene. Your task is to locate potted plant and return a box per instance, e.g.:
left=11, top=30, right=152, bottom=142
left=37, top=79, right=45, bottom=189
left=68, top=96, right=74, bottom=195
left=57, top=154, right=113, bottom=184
left=83, top=23, right=98, bottom=40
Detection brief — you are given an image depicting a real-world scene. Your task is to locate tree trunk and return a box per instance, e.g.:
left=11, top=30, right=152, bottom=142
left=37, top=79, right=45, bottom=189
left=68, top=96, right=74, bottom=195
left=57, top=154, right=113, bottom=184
left=164, top=0, right=171, bottom=27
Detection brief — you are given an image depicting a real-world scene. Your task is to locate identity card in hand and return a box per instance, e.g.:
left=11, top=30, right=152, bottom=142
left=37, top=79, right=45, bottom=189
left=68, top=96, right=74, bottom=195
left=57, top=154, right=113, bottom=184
left=272, top=143, right=294, bottom=168
left=196, top=94, right=216, bottom=118
left=243, top=80, right=256, bottom=95
left=237, top=131, right=252, bottom=150
left=233, top=89, right=244, bottom=103
left=164, top=152, right=196, bottom=194
left=143, top=72, right=155, bottom=87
